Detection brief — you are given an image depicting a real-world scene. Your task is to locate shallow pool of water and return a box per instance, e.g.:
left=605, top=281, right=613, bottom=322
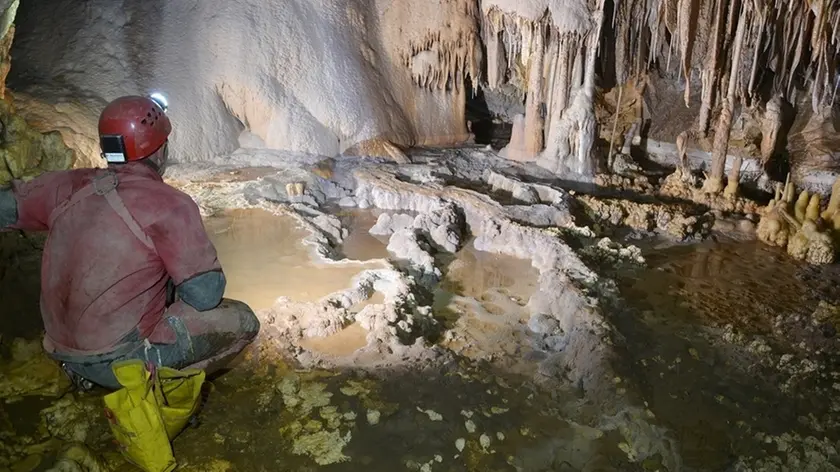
left=205, top=208, right=386, bottom=312
left=611, top=238, right=840, bottom=469
left=174, top=355, right=633, bottom=472
left=435, top=241, right=539, bottom=367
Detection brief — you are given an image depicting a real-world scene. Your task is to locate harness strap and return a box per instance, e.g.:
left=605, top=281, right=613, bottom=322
left=48, top=170, right=154, bottom=250
left=103, top=186, right=155, bottom=250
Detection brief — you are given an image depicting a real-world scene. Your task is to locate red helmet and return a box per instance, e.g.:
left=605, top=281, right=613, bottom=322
left=98, top=95, right=172, bottom=163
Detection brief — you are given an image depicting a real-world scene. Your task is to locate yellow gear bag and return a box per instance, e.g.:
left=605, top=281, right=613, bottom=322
left=102, top=359, right=206, bottom=472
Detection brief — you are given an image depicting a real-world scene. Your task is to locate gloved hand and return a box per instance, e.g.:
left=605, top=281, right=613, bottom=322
left=0, top=186, right=17, bottom=228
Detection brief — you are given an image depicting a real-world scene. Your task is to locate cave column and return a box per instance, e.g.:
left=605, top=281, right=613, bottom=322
left=704, top=0, right=748, bottom=194
left=523, top=24, right=547, bottom=158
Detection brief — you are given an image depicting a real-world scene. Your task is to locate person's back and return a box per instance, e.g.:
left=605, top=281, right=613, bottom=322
left=15, top=162, right=219, bottom=355
left=0, top=94, right=260, bottom=389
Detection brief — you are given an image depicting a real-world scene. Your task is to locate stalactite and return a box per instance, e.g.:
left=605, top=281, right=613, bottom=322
left=614, top=0, right=631, bottom=83
left=747, top=5, right=765, bottom=98
left=697, top=0, right=726, bottom=135
left=482, top=0, right=839, bottom=187
left=540, top=35, right=579, bottom=173
left=571, top=43, right=584, bottom=87
left=402, top=29, right=482, bottom=93
left=677, top=0, right=698, bottom=106
left=485, top=30, right=506, bottom=89
left=778, top=11, right=793, bottom=88
left=787, top=12, right=808, bottom=94
left=551, top=38, right=571, bottom=120
left=544, top=31, right=560, bottom=133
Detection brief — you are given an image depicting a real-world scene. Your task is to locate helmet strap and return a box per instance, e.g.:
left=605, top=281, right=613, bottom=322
left=143, top=142, right=169, bottom=176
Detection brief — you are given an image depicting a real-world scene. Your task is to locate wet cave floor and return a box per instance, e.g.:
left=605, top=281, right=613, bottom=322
left=3, top=153, right=840, bottom=472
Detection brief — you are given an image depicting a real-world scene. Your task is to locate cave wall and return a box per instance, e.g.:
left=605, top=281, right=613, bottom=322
left=4, top=0, right=838, bottom=191
left=8, top=0, right=480, bottom=163
left=0, top=0, right=76, bottom=187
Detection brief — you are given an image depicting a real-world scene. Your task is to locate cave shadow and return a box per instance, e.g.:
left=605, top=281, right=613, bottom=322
left=0, top=231, right=47, bottom=346
left=465, top=80, right=512, bottom=150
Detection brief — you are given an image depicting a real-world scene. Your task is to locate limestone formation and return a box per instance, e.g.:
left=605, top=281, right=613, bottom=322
left=9, top=88, right=106, bottom=170
left=757, top=176, right=839, bottom=264
left=760, top=95, right=784, bottom=168
left=481, top=0, right=840, bottom=194
left=789, top=109, right=840, bottom=196
left=479, top=1, right=603, bottom=175
left=0, top=1, right=75, bottom=185
left=0, top=99, right=73, bottom=186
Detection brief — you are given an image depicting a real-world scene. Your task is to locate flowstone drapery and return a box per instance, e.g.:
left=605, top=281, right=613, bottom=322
left=479, top=0, right=604, bottom=178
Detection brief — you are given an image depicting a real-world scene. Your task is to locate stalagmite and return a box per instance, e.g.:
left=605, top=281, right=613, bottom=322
left=607, top=84, right=624, bottom=166
left=794, top=190, right=810, bottom=223
left=704, top=100, right=733, bottom=194
left=760, top=95, right=783, bottom=167
left=785, top=180, right=796, bottom=204
left=676, top=131, right=690, bottom=175
left=821, top=177, right=840, bottom=220
left=724, top=155, right=742, bottom=198
left=805, top=194, right=821, bottom=222
left=620, top=121, right=640, bottom=155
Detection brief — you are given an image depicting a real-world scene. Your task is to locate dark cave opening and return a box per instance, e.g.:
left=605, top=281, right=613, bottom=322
left=465, top=82, right=513, bottom=150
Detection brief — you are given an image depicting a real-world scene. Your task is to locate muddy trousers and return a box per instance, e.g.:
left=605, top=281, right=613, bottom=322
left=51, top=299, right=260, bottom=390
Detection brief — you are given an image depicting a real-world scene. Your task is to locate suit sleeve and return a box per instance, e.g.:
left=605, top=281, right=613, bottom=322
left=146, top=193, right=223, bottom=286
left=5, top=172, right=70, bottom=232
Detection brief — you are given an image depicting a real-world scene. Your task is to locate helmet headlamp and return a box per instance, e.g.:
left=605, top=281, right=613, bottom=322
left=149, top=92, right=169, bottom=113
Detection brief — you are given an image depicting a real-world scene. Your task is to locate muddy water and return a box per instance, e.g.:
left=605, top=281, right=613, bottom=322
left=613, top=238, right=840, bottom=469
left=175, top=357, right=634, bottom=472
left=205, top=208, right=386, bottom=312
left=205, top=207, right=540, bottom=364
left=334, top=208, right=390, bottom=261
left=176, top=209, right=630, bottom=471
left=435, top=241, right=539, bottom=366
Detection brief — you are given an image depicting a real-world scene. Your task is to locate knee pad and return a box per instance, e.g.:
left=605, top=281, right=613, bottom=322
left=239, top=305, right=261, bottom=338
